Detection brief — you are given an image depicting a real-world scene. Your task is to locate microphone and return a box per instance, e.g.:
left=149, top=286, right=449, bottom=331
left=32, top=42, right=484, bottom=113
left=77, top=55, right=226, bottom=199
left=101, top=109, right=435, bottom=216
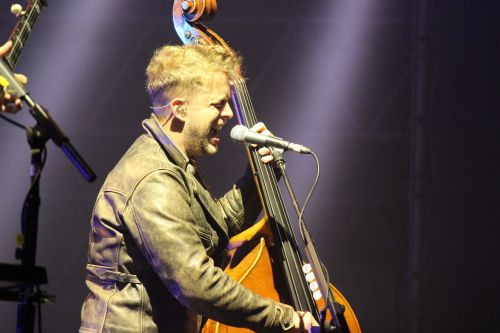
left=230, top=124, right=311, bottom=154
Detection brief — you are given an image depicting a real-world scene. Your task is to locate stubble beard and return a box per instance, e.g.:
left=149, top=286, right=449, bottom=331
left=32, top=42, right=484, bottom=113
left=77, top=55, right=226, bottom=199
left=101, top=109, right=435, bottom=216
left=185, top=123, right=218, bottom=157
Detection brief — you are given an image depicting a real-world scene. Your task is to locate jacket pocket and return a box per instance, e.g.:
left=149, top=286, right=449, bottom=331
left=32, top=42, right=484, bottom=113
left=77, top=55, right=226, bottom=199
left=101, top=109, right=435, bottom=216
left=80, top=279, right=118, bottom=333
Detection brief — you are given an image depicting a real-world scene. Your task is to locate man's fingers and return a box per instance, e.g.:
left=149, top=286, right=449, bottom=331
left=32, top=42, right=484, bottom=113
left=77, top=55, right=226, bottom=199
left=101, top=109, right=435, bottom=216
left=249, top=122, right=274, bottom=152
left=249, top=123, right=275, bottom=157
left=0, top=93, right=23, bottom=113
left=258, top=147, right=274, bottom=164
left=0, top=40, right=13, bottom=56
left=249, top=121, right=265, bottom=133
left=258, top=147, right=271, bottom=156
left=292, top=311, right=320, bottom=333
left=303, top=312, right=319, bottom=329
left=249, top=121, right=274, bottom=136
left=1, top=102, right=23, bottom=113
left=261, top=129, right=272, bottom=136
left=14, top=73, right=28, bottom=85
left=2, top=92, right=16, bottom=103
left=260, top=155, right=273, bottom=164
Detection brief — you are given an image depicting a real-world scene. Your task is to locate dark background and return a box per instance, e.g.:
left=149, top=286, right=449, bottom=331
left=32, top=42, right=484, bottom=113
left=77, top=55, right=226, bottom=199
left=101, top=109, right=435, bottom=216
left=1, top=1, right=499, bottom=332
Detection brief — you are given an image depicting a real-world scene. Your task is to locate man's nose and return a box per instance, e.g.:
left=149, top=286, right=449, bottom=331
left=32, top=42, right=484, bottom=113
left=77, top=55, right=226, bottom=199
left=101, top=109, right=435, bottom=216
left=221, top=103, right=233, bottom=120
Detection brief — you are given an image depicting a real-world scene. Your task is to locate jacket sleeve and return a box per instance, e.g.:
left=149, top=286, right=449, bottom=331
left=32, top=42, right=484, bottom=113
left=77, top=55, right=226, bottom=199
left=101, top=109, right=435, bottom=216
left=217, top=164, right=264, bottom=237
left=125, top=169, right=295, bottom=333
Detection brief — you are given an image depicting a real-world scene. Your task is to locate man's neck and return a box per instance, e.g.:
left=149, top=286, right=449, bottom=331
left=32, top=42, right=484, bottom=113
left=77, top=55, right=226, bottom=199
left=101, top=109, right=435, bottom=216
left=159, top=117, right=190, bottom=160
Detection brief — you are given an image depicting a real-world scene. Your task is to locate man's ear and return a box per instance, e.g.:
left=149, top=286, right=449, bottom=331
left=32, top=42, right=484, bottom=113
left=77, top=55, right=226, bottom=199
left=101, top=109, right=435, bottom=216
left=171, top=98, right=188, bottom=121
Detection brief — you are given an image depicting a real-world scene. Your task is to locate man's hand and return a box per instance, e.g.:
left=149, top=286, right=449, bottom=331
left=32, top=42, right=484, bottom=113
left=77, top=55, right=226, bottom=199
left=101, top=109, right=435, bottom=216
left=0, top=40, right=28, bottom=113
left=290, top=311, right=320, bottom=333
left=248, top=122, right=276, bottom=164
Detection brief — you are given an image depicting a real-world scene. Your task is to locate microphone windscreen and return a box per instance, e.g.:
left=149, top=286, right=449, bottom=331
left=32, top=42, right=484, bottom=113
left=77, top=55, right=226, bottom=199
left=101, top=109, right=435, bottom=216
left=230, top=124, right=248, bottom=143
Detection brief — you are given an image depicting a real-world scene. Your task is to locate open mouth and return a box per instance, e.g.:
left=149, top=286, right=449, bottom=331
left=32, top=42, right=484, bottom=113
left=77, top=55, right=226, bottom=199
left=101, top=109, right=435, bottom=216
left=210, top=126, right=221, bottom=138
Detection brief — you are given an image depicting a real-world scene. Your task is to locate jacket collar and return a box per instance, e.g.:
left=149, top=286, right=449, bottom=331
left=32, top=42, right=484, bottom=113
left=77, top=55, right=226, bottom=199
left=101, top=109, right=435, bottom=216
left=142, top=113, right=189, bottom=172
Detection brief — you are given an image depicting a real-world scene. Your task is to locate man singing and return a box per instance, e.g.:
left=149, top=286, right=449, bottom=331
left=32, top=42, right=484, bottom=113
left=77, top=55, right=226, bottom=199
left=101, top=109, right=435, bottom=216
left=80, top=44, right=317, bottom=333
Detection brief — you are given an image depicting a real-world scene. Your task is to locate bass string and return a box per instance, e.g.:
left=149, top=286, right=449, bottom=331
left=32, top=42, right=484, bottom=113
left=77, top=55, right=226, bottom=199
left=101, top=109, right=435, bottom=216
left=232, top=77, right=303, bottom=245
left=231, top=76, right=302, bottom=240
left=230, top=76, right=317, bottom=311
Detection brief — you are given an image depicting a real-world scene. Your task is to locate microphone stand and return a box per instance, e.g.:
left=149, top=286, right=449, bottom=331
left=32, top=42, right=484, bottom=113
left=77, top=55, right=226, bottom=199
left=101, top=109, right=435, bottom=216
left=0, top=59, right=96, bottom=182
left=15, top=124, right=49, bottom=333
left=0, top=58, right=96, bottom=332
left=271, top=149, right=349, bottom=333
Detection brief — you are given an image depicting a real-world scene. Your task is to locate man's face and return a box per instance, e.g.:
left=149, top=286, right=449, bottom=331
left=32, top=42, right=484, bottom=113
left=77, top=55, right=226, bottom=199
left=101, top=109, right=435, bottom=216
left=182, top=73, right=233, bottom=157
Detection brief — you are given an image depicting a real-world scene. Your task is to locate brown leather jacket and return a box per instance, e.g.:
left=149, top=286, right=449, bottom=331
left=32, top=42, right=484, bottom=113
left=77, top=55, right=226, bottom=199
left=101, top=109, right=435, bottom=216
left=79, top=115, right=295, bottom=333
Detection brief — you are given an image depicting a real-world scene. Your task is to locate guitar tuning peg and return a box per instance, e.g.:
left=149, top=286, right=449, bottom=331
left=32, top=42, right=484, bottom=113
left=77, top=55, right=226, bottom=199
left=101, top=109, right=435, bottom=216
left=11, top=3, right=26, bottom=17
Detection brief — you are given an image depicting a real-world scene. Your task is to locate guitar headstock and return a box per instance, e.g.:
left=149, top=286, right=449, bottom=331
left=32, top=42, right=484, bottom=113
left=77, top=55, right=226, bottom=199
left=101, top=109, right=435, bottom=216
left=6, top=0, right=47, bottom=69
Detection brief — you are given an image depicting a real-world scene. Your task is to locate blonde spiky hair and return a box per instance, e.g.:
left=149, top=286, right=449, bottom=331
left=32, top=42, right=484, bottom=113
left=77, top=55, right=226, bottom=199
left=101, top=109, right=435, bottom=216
left=146, top=44, right=242, bottom=107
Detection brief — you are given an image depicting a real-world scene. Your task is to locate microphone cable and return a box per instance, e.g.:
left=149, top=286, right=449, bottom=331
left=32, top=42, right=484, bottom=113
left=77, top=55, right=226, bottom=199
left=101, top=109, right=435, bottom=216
left=297, top=151, right=320, bottom=241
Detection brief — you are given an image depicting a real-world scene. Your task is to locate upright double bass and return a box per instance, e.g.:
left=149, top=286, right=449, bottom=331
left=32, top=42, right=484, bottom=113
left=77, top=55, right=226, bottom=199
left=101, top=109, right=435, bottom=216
left=172, top=2, right=361, bottom=332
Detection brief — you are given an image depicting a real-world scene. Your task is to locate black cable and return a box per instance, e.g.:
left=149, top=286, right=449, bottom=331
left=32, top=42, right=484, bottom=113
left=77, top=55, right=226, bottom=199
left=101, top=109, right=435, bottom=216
left=298, top=151, right=320, bottom=240
left=0, top=112, right=27, bottom=129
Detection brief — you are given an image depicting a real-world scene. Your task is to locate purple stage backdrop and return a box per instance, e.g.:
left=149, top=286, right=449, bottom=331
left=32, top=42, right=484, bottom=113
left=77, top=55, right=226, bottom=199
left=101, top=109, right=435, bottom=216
left=1, top=1, right=499, bottom=332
